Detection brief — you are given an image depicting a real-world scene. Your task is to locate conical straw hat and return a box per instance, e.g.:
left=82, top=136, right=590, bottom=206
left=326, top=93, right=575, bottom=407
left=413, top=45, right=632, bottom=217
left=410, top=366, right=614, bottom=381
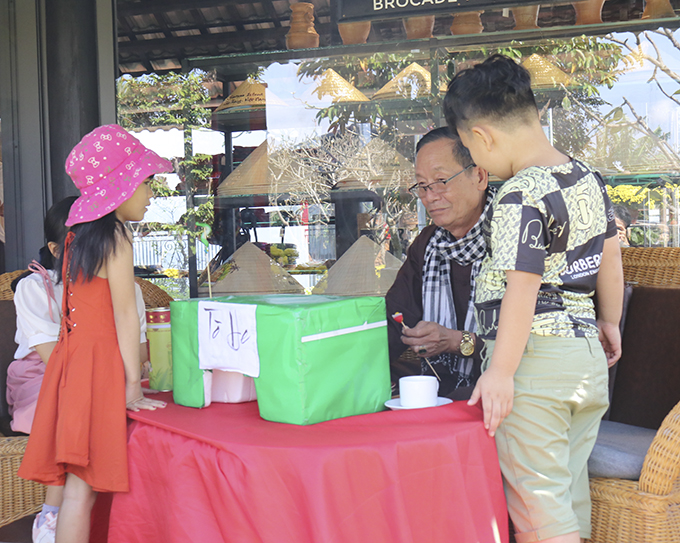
left=311, top=69, right=369, bottom=103
left=214, top=80, right=287, bottom=112
left=206, top=242, right=304, bottom=295
left=521, top=54, right=572, bottom=88
left=216, top=141, right=325, bottom=198
left=217, top=141, right=269, bottom=197
left=312, top=236, right=402, bottom=296
left=372, top=63, right=432, bottom=100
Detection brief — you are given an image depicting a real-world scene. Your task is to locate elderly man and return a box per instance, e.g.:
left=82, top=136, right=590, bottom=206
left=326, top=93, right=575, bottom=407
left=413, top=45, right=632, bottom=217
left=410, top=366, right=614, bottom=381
left=386, top=127, right=494, bottom=399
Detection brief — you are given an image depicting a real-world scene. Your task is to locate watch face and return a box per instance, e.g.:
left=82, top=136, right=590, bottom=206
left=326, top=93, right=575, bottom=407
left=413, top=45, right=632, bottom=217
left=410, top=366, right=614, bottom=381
left=460, top=342, right=474, bottom=357
left=460, top=332, right=474, bottom=357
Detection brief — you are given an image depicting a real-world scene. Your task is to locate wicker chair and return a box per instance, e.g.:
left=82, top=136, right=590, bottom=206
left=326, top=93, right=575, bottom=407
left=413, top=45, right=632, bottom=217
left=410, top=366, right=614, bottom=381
left=0, top=436, right=46, bottom=528
left=0, top=269, right=46, bottom=528
left=0, top=269, right=27, bottom=301
left=587, top=400, right=680, bottom=543
left=0, top=271, right=173, bottom=528
left=621, top=247, right=680, bottom=287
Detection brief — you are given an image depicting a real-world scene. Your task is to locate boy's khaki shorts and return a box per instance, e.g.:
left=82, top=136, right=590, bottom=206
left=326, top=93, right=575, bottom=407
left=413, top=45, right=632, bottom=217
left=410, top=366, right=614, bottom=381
left=482, top=335, right=609, bottom=543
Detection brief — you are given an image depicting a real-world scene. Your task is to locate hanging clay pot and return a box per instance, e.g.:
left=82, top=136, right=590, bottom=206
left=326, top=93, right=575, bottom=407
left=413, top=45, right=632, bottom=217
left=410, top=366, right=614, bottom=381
left=403, top=15, right=435, bottom=40
left=641, top=0, right=676, bottom=19
left=512, top=5, right=540, bottom=30
left=572, top=0, right=605, bottom=25
left=450, top=11, right=484, bottom=35
left=338, top=21, right=372, bottom=45
left=286, top=2, right=320, bottom=50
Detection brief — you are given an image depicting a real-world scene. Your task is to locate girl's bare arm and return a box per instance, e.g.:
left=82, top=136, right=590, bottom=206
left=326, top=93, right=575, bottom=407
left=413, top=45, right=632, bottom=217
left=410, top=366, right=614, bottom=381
left=34, top=341, right=58, bottom=365
left=106, top=230, right=165, bottom=411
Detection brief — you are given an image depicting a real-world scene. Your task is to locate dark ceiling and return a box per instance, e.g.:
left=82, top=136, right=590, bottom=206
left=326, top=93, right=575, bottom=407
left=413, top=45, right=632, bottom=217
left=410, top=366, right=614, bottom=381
left=116, top=0, right=667, bottom=77
left=117, top=0, right=335, bottom=75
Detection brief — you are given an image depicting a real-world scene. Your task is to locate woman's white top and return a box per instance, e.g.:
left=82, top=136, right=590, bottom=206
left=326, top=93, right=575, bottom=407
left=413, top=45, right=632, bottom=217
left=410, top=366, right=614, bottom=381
left=14, top=269, right=148, bottom=359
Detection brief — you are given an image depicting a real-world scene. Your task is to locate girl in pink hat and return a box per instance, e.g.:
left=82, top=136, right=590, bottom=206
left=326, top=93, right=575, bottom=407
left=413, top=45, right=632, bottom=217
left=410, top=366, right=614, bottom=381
left=19, top=124, right=171, bottom=543
left=8, top=195, right=151, bottom=543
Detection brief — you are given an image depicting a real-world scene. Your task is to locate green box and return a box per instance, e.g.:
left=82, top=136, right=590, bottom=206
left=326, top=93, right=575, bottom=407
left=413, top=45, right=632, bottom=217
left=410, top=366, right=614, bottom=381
left=170, top=295, right=391, bottom=425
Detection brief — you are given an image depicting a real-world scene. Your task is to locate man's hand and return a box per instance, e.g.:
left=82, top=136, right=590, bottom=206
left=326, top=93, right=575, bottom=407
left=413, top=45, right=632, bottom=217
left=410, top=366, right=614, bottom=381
left=467, top=366, right=514, bottom=437
left=400, top=321, right=458, bottom=357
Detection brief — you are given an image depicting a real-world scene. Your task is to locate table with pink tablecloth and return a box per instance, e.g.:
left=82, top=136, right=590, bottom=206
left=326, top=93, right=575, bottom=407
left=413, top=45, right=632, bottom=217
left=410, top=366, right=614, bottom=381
left=107, top=393, right=508, bottom=543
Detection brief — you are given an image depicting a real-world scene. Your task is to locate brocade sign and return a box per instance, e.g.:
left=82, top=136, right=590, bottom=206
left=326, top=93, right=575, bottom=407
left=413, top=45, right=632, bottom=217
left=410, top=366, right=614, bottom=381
left=338, top=0, right=556, bottom=22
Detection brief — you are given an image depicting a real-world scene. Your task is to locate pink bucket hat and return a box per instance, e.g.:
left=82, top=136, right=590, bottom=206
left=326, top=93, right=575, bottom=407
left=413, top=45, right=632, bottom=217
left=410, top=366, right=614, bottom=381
left=65, top=124, right=173, bottom=226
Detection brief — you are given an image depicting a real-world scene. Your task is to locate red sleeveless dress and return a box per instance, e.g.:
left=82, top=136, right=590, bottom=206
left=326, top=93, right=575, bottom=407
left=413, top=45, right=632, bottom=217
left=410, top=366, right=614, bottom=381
left=19, top=232, right=129, bottom=492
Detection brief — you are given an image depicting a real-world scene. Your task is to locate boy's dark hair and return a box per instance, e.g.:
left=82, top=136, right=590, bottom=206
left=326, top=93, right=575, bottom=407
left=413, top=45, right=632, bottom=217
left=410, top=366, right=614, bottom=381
left=11, top=196, right=78, bottom=292
left=57, top=211, right=129, bottom=283
left=444, top=54, right=538, bottom=132
left=415, top=126, right=474, bottom=168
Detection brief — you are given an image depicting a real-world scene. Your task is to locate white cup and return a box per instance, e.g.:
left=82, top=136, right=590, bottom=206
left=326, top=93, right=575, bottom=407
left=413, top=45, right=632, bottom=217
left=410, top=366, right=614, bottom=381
left=399, top=375, right=439, bottom=408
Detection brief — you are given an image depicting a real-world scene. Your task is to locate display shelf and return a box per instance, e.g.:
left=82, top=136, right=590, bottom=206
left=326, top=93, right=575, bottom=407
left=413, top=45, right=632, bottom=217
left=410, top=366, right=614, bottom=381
left=185, top=15, right=680, bottom=79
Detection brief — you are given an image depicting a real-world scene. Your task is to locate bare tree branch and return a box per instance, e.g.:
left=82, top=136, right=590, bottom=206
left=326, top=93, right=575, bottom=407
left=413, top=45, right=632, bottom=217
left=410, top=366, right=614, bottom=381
left=654, top=78, right=680, bottom=107
left=622, top=98, right=680, bottom=169
left=609, top=32, right=680, bottom=86
left=266, top=131, right=415, bottom=243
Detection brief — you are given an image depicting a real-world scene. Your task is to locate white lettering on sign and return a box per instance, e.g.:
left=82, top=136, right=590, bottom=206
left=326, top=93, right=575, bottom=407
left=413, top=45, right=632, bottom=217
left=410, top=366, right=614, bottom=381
left=198, top=301, right=260, bottom=377
left=373, top=0, right=454, bottom=9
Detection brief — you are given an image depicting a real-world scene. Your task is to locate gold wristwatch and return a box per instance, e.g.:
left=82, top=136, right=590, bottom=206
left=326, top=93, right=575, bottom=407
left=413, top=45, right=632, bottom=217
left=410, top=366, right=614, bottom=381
left=460, top=331, right=475, bottom=357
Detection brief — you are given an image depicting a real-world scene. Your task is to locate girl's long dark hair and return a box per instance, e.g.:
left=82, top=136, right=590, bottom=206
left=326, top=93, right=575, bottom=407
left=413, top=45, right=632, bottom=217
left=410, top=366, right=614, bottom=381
left=11, top=196, right=78, bottom=292
left=56, top=211, right=129, bottom=283
left=41, top=196, right=78, bottom=270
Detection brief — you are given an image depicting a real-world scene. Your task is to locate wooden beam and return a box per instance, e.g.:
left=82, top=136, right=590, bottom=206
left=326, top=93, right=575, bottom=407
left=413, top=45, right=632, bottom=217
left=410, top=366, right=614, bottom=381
left=260, top=0, right=282, bottom=28
left=153, top=12, right=175, bottom=39
left=118, top=0, right=286, bottom=17
left=223, top=3, right=246, bottom=32
left=119, top=23, right=331, bottom=55
left=120, top=15, right=287, bottom=38
left=189, top=9, right=211, bottom=35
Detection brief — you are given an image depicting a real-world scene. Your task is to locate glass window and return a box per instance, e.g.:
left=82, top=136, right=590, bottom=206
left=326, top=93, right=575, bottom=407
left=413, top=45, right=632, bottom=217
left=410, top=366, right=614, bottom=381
left=126, top=6, right=680, bottom=297
left=116, top=71, right=224, bottom=298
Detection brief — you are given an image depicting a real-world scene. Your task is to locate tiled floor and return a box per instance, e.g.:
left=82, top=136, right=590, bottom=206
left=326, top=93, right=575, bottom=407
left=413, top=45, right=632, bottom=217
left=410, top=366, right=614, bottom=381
left=0, top=514, right=33, bottom=543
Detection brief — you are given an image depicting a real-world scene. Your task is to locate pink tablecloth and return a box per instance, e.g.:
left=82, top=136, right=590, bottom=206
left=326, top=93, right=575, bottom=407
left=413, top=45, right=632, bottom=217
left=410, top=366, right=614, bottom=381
left=107, top=393, right=508, bottom=543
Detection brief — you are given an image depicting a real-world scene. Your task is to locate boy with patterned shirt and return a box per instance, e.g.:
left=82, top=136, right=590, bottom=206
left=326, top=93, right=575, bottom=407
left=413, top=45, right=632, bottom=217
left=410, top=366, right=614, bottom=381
left=444, top=54, right=624, bottom=543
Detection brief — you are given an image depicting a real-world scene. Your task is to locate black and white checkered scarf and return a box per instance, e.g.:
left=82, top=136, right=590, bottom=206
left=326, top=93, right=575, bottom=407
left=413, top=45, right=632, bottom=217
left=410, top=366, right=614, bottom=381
left=421, top=189, right=495, bottom=386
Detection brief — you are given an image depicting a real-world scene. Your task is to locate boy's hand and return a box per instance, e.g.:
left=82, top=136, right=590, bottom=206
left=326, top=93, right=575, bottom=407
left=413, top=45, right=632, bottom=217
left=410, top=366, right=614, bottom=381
left=598, top=320, right=622, bottom=367
left=468, top=367, right=514, bottom=437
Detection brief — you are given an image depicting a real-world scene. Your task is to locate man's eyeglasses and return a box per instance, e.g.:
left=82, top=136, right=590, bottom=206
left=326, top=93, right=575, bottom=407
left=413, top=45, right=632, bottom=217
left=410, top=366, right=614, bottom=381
left=409, top=164, right=475, bottom=198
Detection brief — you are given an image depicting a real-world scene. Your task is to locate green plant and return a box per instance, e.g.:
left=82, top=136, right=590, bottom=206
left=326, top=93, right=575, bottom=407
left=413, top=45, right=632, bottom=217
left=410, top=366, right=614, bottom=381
left=117, top=70, right=213, bottom=129
left=630, top=225, right=661, bottom=247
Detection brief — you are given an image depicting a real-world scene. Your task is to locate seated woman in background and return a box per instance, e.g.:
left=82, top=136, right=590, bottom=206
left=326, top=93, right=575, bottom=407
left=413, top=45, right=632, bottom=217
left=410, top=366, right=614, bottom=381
left=385, top=127, right=494, bottom=399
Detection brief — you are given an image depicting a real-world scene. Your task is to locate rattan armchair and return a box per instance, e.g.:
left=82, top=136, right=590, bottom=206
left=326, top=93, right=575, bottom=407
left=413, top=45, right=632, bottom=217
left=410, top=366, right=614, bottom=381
left=587, top=400, right=680, bottom=543
left=0, top=269, right=46, bottom=528
left=621, top=247, right=680, bottom=287
left=0, top=269, right=27, bottom=301
left=0, top=437, right=46, bottom=528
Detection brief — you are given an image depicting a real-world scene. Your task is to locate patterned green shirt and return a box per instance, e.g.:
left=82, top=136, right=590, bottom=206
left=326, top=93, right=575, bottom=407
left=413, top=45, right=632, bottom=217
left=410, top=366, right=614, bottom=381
left=475, top=159, right=616, bottom=339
